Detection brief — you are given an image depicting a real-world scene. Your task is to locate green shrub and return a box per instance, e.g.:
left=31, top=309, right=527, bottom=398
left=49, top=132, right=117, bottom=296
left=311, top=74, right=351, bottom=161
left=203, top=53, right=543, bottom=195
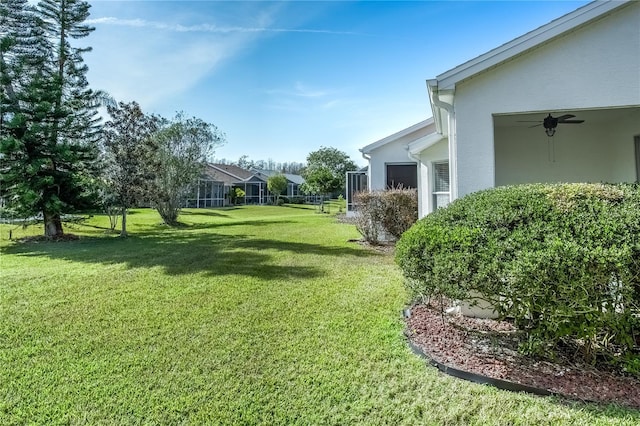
left=354, top=188, right=418, bottom=244
left=396, top=183, right=640, bottom=366
left=288, top=196, right=305, bottom=204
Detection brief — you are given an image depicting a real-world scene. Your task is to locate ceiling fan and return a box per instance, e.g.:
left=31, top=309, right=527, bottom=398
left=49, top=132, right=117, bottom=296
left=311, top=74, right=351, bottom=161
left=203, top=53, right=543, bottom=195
left=519, top=113, right=585, bottom=136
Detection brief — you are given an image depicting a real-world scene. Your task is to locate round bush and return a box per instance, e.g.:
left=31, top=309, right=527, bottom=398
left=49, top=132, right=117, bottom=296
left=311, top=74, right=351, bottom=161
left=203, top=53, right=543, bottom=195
left=396, top=183, right=640, bottom=363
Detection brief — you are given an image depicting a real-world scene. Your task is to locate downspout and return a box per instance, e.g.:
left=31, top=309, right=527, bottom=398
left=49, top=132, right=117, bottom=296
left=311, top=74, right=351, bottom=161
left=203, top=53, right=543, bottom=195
left=428, top=80, right=457, bottom=201
left=361, top=151, right=371, bottom=193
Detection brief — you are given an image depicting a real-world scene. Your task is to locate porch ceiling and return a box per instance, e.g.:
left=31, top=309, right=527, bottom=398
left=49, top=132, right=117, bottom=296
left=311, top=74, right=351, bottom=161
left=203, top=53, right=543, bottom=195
left=493, top=107, right=639, bottom=128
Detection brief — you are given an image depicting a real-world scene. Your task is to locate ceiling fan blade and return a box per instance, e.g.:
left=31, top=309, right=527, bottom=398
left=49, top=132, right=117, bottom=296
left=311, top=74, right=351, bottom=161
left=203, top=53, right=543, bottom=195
left=558, top=119, right=585, bottom=124
left=528, top=124, right=542, bottom=128
left=556, top=114, right=576, bottom=121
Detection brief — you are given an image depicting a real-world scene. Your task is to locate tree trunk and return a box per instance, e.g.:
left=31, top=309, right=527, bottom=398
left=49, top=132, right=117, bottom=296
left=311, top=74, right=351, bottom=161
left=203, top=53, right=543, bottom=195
left=43, top=211, right=64, bottom=238
left=120, top=206, right=128, bottom=237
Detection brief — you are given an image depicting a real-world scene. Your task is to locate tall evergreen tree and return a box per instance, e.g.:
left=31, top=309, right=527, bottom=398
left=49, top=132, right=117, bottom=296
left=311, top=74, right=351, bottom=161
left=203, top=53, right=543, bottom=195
left=0, top=0, right=103, bottom=237
left=0, top=0, right=54, bottom=219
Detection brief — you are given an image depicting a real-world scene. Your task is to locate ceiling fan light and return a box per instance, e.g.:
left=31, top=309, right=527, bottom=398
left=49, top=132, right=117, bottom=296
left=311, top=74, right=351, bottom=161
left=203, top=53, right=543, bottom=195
left=545, top=127, right=556, bottom=137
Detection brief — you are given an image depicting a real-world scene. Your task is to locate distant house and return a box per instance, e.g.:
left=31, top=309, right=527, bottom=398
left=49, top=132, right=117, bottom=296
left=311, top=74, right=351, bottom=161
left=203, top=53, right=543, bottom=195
left=250, top=169, right=305, bottom=199
left=183, top=165, right=224, bottom=208
left=184, top=164, right=307, bottom=207
left=360, top=0, right=640, bottom=218
left=347, top=119, right=439, bottom=216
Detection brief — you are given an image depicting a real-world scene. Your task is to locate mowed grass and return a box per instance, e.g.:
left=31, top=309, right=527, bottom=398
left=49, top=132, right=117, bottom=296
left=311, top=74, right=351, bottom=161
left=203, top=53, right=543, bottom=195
left=1, top=205, right=638, bottom=425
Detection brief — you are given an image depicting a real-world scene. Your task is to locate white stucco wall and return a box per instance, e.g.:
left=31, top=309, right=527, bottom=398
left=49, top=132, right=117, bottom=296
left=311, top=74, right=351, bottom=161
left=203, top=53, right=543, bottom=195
left=366, top=141, right=415, bottom=191
left=364, top=120, right=436, bottom=191
left=608, top=109, right=640, bottom=183
left=453, top=2, right=640, bottom=196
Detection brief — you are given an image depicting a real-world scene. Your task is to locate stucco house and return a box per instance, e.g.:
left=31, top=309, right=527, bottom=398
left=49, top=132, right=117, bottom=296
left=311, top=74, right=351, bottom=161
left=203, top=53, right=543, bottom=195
left=184, top=163, right=249, bottom=207
left=358, top=0, right=640, bottom=218
left=250, top=169, right=305, bottom=199
left=185, top=164, right=308, bottom=207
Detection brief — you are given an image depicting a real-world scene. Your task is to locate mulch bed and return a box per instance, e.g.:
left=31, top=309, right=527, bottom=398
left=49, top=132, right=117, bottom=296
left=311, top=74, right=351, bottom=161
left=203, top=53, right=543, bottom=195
left=405, top=301, right=640, bottom=409
left=16, top=234, right=80, bottom=243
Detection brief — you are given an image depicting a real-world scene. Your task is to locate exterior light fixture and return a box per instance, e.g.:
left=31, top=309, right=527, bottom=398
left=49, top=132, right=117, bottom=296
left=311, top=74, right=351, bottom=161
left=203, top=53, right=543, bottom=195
left=545, top=127, right=556, bottom=137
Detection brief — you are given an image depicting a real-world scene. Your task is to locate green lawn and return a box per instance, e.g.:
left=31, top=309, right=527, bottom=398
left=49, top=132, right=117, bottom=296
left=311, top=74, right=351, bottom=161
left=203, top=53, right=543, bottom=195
left=1, top=205, right=638, bottom=425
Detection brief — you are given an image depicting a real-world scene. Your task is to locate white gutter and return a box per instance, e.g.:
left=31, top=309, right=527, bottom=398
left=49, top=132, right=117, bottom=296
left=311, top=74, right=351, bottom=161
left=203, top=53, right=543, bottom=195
left=359, top=151, right=371, bottom=194
left=427, top=79, right=457, bottom=201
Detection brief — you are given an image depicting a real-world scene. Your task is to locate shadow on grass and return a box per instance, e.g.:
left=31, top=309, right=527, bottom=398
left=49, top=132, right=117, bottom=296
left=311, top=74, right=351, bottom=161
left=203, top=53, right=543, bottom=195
left=133, top=219, right=295, bottom=234
left=179, top=209, right=233, bottom=218
left=282, top=204, right=315, bottom=210
left=2, top=230, right=379, bottom=281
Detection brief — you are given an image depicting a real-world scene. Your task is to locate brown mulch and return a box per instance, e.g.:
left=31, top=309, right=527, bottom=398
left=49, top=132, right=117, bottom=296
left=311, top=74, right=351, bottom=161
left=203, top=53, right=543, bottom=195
left=405, top=301, right=640, bottom=409
left=17, top=233, right=80, bottom=243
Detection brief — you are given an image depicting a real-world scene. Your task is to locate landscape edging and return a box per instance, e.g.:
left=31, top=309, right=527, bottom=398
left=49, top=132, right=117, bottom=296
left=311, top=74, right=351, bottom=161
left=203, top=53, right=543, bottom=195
left=403, top=307, right=555, bottom=398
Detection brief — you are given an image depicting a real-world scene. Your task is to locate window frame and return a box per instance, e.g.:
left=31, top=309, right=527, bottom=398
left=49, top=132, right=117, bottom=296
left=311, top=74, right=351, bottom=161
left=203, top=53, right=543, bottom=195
left=432, top=160, right=450, bottom=211
left=385, top=162, right=417, bottom=190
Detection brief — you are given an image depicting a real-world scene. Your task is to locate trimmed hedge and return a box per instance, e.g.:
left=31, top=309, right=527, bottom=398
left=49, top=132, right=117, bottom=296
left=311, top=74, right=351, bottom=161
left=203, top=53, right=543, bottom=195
left=396, top=183, right=640, bottom=367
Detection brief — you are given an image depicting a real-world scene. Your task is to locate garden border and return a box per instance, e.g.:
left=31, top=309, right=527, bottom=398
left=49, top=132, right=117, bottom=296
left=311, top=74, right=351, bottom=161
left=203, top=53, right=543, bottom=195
left=402, top=307, right=555, bottom=398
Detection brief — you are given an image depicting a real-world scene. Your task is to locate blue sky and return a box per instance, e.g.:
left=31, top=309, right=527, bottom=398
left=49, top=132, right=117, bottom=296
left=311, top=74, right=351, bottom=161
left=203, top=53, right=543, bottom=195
left=82, top=1, right=590, bottom=166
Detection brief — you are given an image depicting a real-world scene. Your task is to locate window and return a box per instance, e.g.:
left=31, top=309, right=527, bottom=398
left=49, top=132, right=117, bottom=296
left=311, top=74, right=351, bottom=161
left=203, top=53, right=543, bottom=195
left=433, top=161, right=450, bottom=210
left=386, top=164, right=417, bottom=189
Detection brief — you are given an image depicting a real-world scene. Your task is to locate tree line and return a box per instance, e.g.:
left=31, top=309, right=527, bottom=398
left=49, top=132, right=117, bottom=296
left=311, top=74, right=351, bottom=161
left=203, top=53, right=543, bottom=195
left=214, top=156, right=306, bottom=175
left=1, top=0, right=359, bottom=238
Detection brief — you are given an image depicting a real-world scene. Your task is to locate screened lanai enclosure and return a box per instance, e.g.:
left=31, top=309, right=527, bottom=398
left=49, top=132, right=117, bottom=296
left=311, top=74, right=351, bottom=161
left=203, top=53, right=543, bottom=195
left=346, top=170, right=368, bottom=217
left=184, top=179, right=227, bottom=208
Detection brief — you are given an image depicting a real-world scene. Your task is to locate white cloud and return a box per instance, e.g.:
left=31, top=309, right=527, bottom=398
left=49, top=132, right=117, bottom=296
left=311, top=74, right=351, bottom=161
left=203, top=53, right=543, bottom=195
left=85, top=4, right=357, bottom=112
left=293, top=82, right=328, bottom=98
left=85, top=15, right=262, bottom=110
left=264, top=81, right=349, bottom=112
left=85, top=16, right=358, bottom=35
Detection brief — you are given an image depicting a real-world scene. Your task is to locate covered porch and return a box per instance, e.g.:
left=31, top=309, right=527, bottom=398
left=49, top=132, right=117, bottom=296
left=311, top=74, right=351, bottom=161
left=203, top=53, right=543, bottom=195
left=493, top=107, right=640, bottom=186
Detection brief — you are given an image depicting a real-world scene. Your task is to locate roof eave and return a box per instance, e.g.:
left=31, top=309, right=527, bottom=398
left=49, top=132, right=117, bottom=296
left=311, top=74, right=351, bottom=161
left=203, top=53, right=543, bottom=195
left=436, top=0, right=630, bottom=90
left=360, top=117, right=435, bottom=154
left=408, top=132, right=446, bottom=156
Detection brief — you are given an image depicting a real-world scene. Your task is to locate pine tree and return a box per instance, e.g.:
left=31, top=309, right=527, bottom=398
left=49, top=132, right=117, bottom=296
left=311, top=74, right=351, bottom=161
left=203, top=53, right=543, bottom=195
left=0, top=0, right=54, bottom=220
left=0, top=0, right=103, bottom=237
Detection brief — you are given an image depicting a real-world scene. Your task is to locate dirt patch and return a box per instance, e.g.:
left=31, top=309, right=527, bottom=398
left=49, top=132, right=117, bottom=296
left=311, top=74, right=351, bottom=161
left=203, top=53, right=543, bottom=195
left=405, top=301, right=640, bottom=409
left=347, top=238, right=396, bottom=255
